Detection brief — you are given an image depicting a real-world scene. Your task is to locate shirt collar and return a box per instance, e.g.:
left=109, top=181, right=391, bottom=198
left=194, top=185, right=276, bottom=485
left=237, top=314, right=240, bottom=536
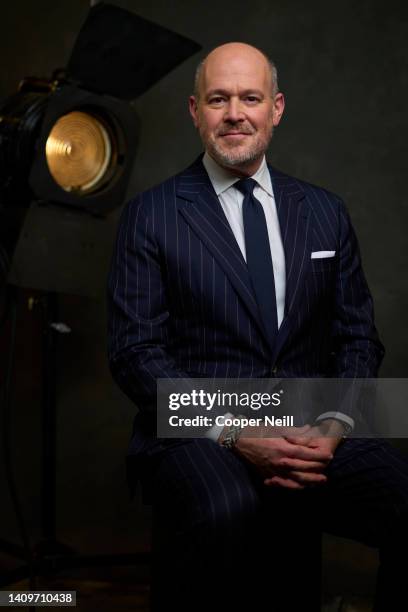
left=203, top=151, right=273, bottom=198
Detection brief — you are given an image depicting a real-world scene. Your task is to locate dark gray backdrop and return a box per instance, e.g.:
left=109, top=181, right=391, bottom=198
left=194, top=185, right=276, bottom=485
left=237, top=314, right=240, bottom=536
left=0, top=0, right=407, bottom=569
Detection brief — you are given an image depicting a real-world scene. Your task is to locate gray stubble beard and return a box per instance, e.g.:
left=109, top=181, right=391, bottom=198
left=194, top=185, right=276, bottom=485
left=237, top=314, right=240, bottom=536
left=205, top=128, right=274, bottom=170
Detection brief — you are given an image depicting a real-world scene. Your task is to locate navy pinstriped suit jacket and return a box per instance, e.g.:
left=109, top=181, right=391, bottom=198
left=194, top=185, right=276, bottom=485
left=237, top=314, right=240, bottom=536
left=107, top=156, right=384, bottom=452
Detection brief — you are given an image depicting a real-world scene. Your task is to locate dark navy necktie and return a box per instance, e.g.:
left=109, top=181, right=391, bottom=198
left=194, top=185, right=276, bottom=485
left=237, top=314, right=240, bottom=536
left=235, top=177, right=278, bottom=347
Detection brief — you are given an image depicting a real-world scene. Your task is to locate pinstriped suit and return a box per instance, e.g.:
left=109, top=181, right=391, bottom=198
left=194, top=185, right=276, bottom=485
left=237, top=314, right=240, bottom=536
left=107, top=157, right=408, bottom=611
left=108, top=155, right=384, bottom=417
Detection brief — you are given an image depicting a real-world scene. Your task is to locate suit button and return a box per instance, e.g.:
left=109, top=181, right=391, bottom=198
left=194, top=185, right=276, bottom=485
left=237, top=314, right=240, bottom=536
left=271, top=366, right=278, bottom=374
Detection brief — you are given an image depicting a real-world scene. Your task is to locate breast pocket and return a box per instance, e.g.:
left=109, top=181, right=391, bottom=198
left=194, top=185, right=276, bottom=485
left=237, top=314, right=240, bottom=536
left=310, top=257, right=336, bottom=273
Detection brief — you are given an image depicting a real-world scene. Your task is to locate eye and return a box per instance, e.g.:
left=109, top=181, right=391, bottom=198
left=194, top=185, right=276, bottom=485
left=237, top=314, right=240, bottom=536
left=208, top=96, right=226, bottom=105
left=244, top=95, right=261, bottom=104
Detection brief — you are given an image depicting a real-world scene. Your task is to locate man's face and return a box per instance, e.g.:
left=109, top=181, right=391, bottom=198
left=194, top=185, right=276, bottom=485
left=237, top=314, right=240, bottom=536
left=189, top=44, right=285, bottom=174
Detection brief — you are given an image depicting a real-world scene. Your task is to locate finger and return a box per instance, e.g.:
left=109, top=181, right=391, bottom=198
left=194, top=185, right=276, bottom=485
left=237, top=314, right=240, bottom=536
left=285, top=445, right=333, bottom=462
left=264, top=476, right=305, bottom=490
left=277, top=458, right=327, bottom=472
left=288, top=470, right=327, bottom=485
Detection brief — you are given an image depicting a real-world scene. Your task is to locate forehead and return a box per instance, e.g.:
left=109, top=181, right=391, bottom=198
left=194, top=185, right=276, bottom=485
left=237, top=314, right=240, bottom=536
left=201, top=52, right=271, bottom=94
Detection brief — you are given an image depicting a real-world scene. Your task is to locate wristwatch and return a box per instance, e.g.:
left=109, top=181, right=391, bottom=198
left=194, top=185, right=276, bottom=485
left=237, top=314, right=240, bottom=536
left=221, top=416, right=245, bottom=449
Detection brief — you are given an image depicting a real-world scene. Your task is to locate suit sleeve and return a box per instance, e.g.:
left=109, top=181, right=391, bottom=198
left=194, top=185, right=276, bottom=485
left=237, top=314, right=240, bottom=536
left=331, top=198, right=385, bottom=378
left=107, top=196, right=189, bottom=413
left=313, top=199, right=385, bottom=432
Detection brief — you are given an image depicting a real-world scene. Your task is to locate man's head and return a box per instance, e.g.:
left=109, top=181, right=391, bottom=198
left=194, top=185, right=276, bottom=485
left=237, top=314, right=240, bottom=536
left=189, top=42, right=285, bottom=176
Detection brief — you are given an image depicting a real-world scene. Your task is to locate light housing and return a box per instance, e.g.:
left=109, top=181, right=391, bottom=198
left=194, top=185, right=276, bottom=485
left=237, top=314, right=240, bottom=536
left=0, top=3, right=201, bottom=293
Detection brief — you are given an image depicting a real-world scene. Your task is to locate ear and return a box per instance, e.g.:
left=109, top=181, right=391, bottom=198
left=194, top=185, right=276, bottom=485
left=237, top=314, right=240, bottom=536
left=189, top=95, right=199, bottom=128
left=272, top=92, right=285, bottom=127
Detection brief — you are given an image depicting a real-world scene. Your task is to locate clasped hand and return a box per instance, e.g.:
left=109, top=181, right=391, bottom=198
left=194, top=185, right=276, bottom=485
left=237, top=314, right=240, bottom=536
left=234, top=420, right=345, bottom=490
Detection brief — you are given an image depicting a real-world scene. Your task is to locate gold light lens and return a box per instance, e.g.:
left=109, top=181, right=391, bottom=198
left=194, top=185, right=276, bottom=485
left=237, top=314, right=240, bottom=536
left=45, top=111, right=112, bottom=193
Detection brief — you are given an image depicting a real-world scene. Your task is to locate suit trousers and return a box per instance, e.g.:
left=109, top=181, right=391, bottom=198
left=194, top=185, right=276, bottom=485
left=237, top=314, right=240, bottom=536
left=135, top=437, right=408, bottom=612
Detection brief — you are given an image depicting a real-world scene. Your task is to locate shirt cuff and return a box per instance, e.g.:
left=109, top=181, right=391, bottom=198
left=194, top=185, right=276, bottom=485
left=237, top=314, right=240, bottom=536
left=204, top=412, right=235, bottom=442
left=314, top=411, right=355, bottom=434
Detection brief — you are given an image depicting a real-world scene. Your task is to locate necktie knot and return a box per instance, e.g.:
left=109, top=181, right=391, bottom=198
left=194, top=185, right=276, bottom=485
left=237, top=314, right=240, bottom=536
left=234, top=177, right=257, bottom=197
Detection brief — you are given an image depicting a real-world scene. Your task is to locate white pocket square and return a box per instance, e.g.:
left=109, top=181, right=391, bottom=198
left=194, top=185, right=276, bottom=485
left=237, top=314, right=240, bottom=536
left=311, top=250, right=336, bottom=259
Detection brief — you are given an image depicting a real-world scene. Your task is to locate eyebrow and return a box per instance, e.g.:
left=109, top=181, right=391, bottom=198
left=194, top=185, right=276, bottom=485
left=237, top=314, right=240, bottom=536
left=205, top=89, right=265, bottom=99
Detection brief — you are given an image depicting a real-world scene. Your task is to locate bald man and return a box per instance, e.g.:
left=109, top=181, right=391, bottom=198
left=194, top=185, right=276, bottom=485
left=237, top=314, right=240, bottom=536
left=108, top=43, right=408, bottom=611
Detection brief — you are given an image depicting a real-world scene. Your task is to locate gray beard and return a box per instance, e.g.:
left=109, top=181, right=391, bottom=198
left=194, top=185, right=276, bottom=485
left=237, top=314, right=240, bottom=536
left=206, top=131, right=273, bottom=169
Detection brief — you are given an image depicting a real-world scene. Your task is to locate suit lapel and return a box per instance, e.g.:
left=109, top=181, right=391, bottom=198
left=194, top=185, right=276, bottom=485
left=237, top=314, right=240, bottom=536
left=175, top=158, right=312, bottom=360
left=269, top=165, right=312, bottom=361
left=176, top=158, right=267, bottom=342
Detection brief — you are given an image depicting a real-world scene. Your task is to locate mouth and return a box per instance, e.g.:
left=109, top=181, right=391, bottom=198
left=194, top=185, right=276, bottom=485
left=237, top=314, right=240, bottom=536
left=220, top=132, right=250, bottom=139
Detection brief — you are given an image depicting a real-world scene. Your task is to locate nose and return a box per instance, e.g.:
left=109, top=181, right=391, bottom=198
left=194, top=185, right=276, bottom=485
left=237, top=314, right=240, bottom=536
left=224, top=97, right=245, bottom=123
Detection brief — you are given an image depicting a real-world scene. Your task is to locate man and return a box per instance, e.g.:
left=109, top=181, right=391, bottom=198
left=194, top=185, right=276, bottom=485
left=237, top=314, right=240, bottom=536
left=108, top=43, right=408, bottom=611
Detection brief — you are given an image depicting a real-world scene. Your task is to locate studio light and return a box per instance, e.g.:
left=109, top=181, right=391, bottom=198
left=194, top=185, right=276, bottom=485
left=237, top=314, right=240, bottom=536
left=0, top=2, right=201, bottom=294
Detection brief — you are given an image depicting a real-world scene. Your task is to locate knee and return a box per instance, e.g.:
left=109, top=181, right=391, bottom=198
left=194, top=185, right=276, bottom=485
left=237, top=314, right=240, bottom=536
left=195, top=488, right=260, bottom=538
